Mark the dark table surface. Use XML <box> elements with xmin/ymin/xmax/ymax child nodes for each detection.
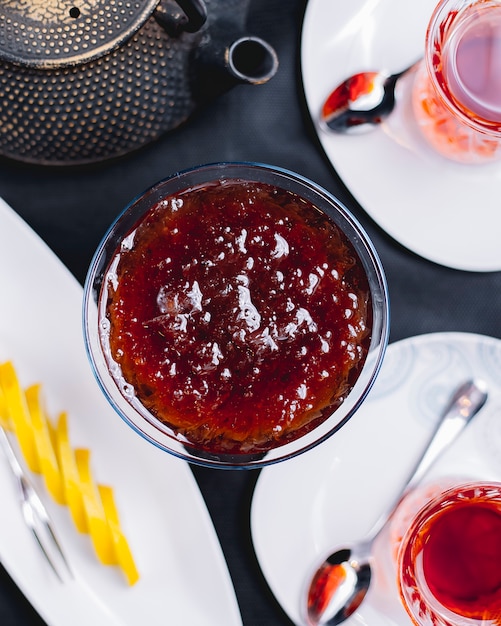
<box><xmin>1</xmin><ymin>1</ymin><xmax>501</xmax><ymax>624</ymax></box>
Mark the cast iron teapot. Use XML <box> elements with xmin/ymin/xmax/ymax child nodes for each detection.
<box><xmin>0</xmin><ymin>0</ymin><xmax>278</xmax><ymax>165</ymax></box>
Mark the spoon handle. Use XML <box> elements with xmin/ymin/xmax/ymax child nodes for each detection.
<box><xmin>369</xmin><ymin>379</ymin><xmax>488</xmax><ymax>540</ymax></box>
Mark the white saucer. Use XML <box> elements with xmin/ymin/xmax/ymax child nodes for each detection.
<box><xmin>251</xmin><ymin>332</ymin><xmax>501</xmax><ymax>625</ymax></box>
<box><xmin>301</xmin><ymin>0</ymin><xmax>501</xmax><ymax>272</ymax></box>
<box><xmin>0</xmin><ymin>198</ymin><xmax>242</xmax><ymax>626</ymax></box>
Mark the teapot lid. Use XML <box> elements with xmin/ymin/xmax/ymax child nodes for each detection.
<box><xmin>0</xmin><ymin>0</ymin><xmax>160</xmax><ymax>68</ymax></box>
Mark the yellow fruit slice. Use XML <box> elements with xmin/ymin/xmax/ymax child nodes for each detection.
<box><xmin>0</xmin><ymin>361</ymin><xmax>39</xmax><ymax>472</ymax></box>
<box><xmin>0</xmin><ymin>362</ymin><xmax>138</xmax><ymax>583</ymax></box>
<box><xmin>25</xmin><ymin>384</ymin><xmax>65</xmax><ymax>505</ymax></box>
<box><xmin>0</xmin><ymin>383</ymin><xmax>8</xmax><ymax>428</ymax></box>
<box><xmin>99</xmin><ymin>485</ymin><xmax>140</xmax><ymax>586</ymax></box>
<box><xmin>55</xmin><ymin>412</ymin><xmax>87</xmax><ymax>533</ymax></box>
<box><xmin>46</xmin><ymin>414</ymin><xmax>59</xmax><ymax>465</ymax></box>
<box><xmin>75</xmin><ymin>448</ymin><xmax>117</xmax><ymax>566</ymax></box>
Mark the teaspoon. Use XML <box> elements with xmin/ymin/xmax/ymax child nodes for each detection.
<box><xmin>305</xmin><ymin>378</ymin><xmax>488</xmax><ymax>626</ymax></box>
<box><xmin>320</xmin><ymin>61</ymin><xmax>419</xmax><ymax>133</ymax></box>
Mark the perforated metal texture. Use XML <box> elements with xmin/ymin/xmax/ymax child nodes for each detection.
<box><xmin>0</xmin><ymin>16</ymin><xmax>196</xmax><ymax>164</ymax></box>
<box><xmin>0</xmin><ymin>0</ymin><xmax>258</xmax><ymax>164</ymax></box>
<box><xmin>0</xmin><ymin>0</ymin><xmax>159</xmax><ymax>67</ymax></box>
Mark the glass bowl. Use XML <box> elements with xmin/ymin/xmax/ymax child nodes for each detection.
<box><xmin>83</xmin><ymin>162</ymin><xmax>389</xmax><ymax>468</ymax></box>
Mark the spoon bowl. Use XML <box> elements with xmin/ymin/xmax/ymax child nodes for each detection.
<box><xmin>305</xmin><ymin>379</ymin><xmax>488</xmax><ymax>626</ymax></box>
<box><xmin>320</xmin><ymin>62</ymin><xmax>419</xmax><ymax>133</ymax></box>
<box><xmin>307</xmin><ymin>542</ymin><xmax>372</xmax><ymax>624</ymax></box>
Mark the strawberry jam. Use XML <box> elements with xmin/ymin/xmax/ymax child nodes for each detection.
<box><xmin>101</xmin><ymin>179</ymin><xmax>372</xmax><ymax>455</ymax></box>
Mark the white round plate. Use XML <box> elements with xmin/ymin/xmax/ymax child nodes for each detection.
<box><xmin>301</xmin><ymin>0</ymin><xmax>501</xmax><ymax>272</ymax></box>
<box><xmin>251</xmin><ymin>332</ymin><xmax>501</xmax><ymax>625</ymax></box>
<box><xmin>0</xmin><ymin>198</ymin><xmax>242</xmax><ymax>626</ymax></box>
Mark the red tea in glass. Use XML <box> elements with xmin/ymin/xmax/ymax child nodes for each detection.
<box><xmin>398</xmin><ymin>481</ymin><xmax>501</xmax><ymax>625</ymax></box>
<box><xmin>413</xmin><ymin>0</ymin><xmax>501</xmax><ymax>163</ymax></box>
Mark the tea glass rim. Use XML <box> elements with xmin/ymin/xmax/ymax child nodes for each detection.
<box><xmin>397</xmin><ymin>480</ymin><xmax>501</xmax><ymax>626</ymax></box>
<box><xmin>82</xmin><ymin>161</ymin><xmax>390</xmax><ymax>469</ymax></box>
<box><xmin>425</xmin><ymin>0</ymin><xmax>501</xmax><ymax>136</ymax></box>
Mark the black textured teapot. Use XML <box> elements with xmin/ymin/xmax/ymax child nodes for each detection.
<box><xmin>0</xmin><ymin>0</ymin><xmax>278</xmax><ymax>165</ymax></box>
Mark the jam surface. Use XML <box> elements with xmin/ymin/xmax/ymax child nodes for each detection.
<box><xmin>102</xmin><ymin>180</ymin><xmax>372</xmax><ymax>454</ymax></box>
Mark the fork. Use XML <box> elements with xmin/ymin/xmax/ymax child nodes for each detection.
<box><xmin>0</xmin><ymin>425</ymin><xmax>72</xmax><ymax>581</ymax></box>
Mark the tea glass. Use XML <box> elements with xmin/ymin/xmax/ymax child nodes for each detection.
<box><xmin>413</xmin><ymin>0</ymin><xmax>501</xmax><ymax>163</ymax></box>
<box><xmin>83</xmin><ymin>162</ymin><xmax>389</xmax><ymax>469</ymax></box>
<box><xmin>397</xmin><ymin>481</ymin><xmax>501</xmax><ymax>626</ymax></box>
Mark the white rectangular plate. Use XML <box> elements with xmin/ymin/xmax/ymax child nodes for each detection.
<box><xmin>0</xmin><ymin>198</ymin><xmax>242</xmax><ymax>626</ymax></box>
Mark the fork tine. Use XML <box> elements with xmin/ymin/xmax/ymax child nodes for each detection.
<box><xmin>26</xmin><ymin>487</ymin><xmax>73</xmax><ymax>580</ymax></box>
<box><xmin>24</xmin><ymin>479</ymin><xmax>73</xmax><ymax>577</ymax></box>
<box><xmin>0</xmin><ymin>426</ymin><xmax>72</xmax><ymax>581</ymax></box>
<box><xmin>24</xmin><ymin>504</ymin><xmax>64</xmax><ymax>583</ymax></box>
<box><xmin>44</xmin><ymin>520</ymin><xmax>73</xmax><ymax>577</ymax></box>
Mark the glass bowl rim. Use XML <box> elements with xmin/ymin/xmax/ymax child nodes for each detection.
<box><xmin>82</xmin><ymin>161</ymin><xmax>390</xmax><ymax>469</ymax></box>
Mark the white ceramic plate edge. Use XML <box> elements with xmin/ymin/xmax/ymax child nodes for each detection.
<box><xmin>250</xmin><ymin>330</ymin><xmax>501</xmax><ymax>625</ymax></box>
<box><xmin>300</xmin><ymin>0</ymin><xmax>501</xmax><ymax>272</ymax></box>
<box><xmin>0</xmin><ymin>197</ymin><xmax>243</xmax><ymax>626</ymax></box>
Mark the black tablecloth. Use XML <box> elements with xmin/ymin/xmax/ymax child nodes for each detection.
<box><xmin>1</xmin><ymin>1</ymin><xmax>501</xmax><ymax>624</ymax></box>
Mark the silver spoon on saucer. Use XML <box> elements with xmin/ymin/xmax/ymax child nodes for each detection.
<box><xmin>305</xmin><ymin>378</ymin><xmax>488</xmax><ymax>626</ymax></box>
<box><xmin>320</xmin><ymin>61</ymin><xmax>420</xmax><ymax>133</ymax></box>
